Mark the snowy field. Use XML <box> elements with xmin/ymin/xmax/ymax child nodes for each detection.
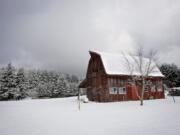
<box><xmin>0</xmin><ymin>96</ymin><xmax>180</xmax><ymax>135</ymax></box>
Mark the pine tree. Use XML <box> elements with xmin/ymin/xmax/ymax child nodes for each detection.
<box><xmin>0</xmin><ymin>63</ymin><xmax>17</xmax><ymax>100</ymax></box>
<box><xmin>49</xmin><ymin>72</ymin><xmax>61</xmax><ymax>97</ymax></box>
<box><xmin>71</xmin><ymin>75</ymin><xmax>79</xmax><ymax>83</ymax></box>
<box><xmin>16</xmin><ymin>68</ymin><xmax>27</xmax><ymax>99</ymax></box>
<box><xmin>0</xmin><ymin>67</ymin><xmax>6</xmax><ymax>95</ymax></box>
<box><xmin>36</xmin><ymin>70</ymin><xmax>53</xmax><ymax>98</ymax></box>
<box><xmin>160</xmin><ymin>64</ymin><xmax>180</xmax><ymax>87</ymax></box>
<box><xmin>25</xmin><ymin>70</ymin><xmax>39</xmax><ymax>98</ymax></box>
<box><xmin>57</xmin><ymin>76</ymin><xmax>68</xmax><ymax>97</ymax></box>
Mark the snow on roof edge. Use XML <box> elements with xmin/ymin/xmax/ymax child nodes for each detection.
<box><xmin>89</xmin><ymin>50</ymin><xmax>164</xmax><ymax>78</ymax></box>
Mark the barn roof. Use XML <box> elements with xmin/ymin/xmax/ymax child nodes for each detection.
<box><xmin>90</xmin><ymin>51</ymin><xmax>164</xmax><ymax>77</ymax></box>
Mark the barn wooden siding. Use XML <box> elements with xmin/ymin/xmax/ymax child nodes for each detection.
<box><xmin>81</xmin><ymin>52</ymin><xmax>164</xmax><ymax>102</ymax></box>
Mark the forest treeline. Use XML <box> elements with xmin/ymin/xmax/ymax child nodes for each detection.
<box><xmin>0</xmin><ymin>63</ymin><xmax>80</xmax><ymax>100</ymax></box>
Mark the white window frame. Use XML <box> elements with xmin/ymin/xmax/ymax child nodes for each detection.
<box><xmin>119</xmin><ymin>87</ymin><xmax>126</xmax><ymax>94</ymax></box>
<box><xmin>109</xmin><ymin>87</ymin><xmax>118</xmax><ymax>94</ymax></box>
<box><xmin>151</xmin><ymin>85</ymin><xmax>156</xmax><ymax>92</ymax></box>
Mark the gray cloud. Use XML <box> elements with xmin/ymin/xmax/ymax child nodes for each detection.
<box><xmin>0</xmin><ymin>0</ymin><xmax>180</xmax><ymax>76</ymax></box>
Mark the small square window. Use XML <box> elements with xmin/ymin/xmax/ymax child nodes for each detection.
<box><xmin>119</xmin><ymin>87</ymin><xmax>126</xmax><ymax>94</ymax></box>
<box><xmin>109</xmin><ymin>87</ymin><xmax>118</xmax><ymax>94</ymax></box>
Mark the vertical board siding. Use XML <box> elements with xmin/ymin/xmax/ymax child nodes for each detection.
<box><xmin>85</xmin><ymin>52</ymin><xmax>164</xmax><ymax>102</ymax></box>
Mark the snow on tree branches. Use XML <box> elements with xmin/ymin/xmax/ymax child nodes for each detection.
<box><xmin>0</xmin><ymin>63</ymin><xmax>80</xmax><ymax>100</ymax></box>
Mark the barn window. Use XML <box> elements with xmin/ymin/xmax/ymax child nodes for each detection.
<box><xmin>156</xmin><ymin>81</ymin><xmax>162</xmax><ymax>91</ymax></box>
<box><xmin>151</xmin><ymin>85</ymin><xmax>156</xmax><ymax>92</ymax></box>
<box><xmin>112</xmin><ymin>78</ymin><xmax>116</xmax><ymax>85</ymax></box>
<box><xmin>108</xmin><ymin>78</ymin><xmax>115</xmax><ymax>86</ymax></box>
<box><xmin>119</xmin><ymin>87</ymin><xmax>126</xmax><ymax>94</ymax></box>
<box><xmin>109</xmin><ymin>87</ymin><xmax>118</xmax><ymax>94</ymax></box>
<box><xmin>120</xmin><ymin>80</ymin><xmax>125</xmax><ymax>86</ymax></box>
<box><xmin>115</xmin><ymin>79</ymin><xmax>125</xmax><ymax>86</ymax></box>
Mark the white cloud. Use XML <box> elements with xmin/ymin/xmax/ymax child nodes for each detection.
<box><xmin>107</xmin><ymin>31</ymin><xmax>136</xmax><ymax>54</ymax></box>
<box><xmin>160</xmin><ymin>45</ymin><xmax>180</xmax><ymax>66</ymax></box>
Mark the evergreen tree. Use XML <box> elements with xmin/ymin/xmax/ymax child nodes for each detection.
<box><xmin>71</xmin><ymin>75</ymin><xmax>79</xmax><ymax>83</ymax></box>
<box><xmin>36</xmin><ymin>70</ymin><xmax>48</xmax><ymax>97</ymax></box>
<box><xmin>160</xmin><ymin>64</ymin><xmax>180</xmax><ymax>87</ymax></box>
<box><xmin>0</xmin><ymin>67</ymin><xmax>6</xmax><ymax>95</ymax></box>
<box><xmin>57</xmin><ymin>76</ymin><xmax>68</xmax><ymax>97</ymax></box>
<box><xmin>26</xmin><ymin>70</ymin><xmax>39</xmax><ymax>98</ymax></box>
<box><xmin>49</xmin><ymin>72</ymin><xmax>60</xmax><ymax>97</ymax></box>
<box><xmin>0</xmin><ymin>63</ymin><xmax>17</xmax><ymax>100</ymax></box>
<box><xmin>16</xmin><ymin>68</ymin><xmax>26</xmax><ymax>99</ymax></box>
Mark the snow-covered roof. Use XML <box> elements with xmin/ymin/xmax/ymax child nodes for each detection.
<box><xmin>90</xmin><ymin>51</ymin><xmax>164</xmax><ymax>77</ymax></box>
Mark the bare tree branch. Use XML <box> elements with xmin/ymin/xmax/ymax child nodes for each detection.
<box><xmin>123</xmin><ymin>46</ymin><xmax>159</xmax><ymax>106</ymax></box>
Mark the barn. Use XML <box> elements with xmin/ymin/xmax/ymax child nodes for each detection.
<box><xmin>79</xmin><ymin>51</ymin><xmax>165</xmax><ymax>102</ymax></box>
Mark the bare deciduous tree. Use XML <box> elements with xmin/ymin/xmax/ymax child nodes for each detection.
<box><xmin>123</xmin><ymin>46</ymin><xmax>158</xmax><ymax>106</ymax></box>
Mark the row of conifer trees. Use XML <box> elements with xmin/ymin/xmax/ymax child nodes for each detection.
<box><xmin>0</xmin><ymin>63</ymin><xmax>80</xmax><ymax>100</ymax></box>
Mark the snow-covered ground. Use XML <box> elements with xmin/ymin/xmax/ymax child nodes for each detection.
<box><xmin>0</xmin><ymin>96</ymin><xmax>180</xmax><ymax>135</ymax></box>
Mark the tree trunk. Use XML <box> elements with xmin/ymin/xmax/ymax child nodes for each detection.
<box><xmin>77</xmin><ymin>88</ymin><xmax>80</xmax><ymax>100</ymax></box>
<box><xmin>140</xmin><ymin>78</ymin><xmax>145</xmax><ymax>106</ymax></box>
<box><xmin>78</xmin><ymin>88</ymin><xmax>80</xmax><ymax>111</ymax></box>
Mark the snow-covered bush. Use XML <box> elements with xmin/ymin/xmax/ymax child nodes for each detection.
<box><xmin>83</xmin><ymin>97</ymin><xmax>89</xmax><ymax>103</ymax></box>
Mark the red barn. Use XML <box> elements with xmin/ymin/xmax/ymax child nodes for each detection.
<box><xmin>79</xmin><ymin>51</ymin><xmax>165</xmax><ymax>102</ymax></box>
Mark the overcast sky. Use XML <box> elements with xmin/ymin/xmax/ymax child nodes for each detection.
<box><xmin>0</xmin><ymin>0</ymin><xmax>180</xmax><ymax>77</ymax></box>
